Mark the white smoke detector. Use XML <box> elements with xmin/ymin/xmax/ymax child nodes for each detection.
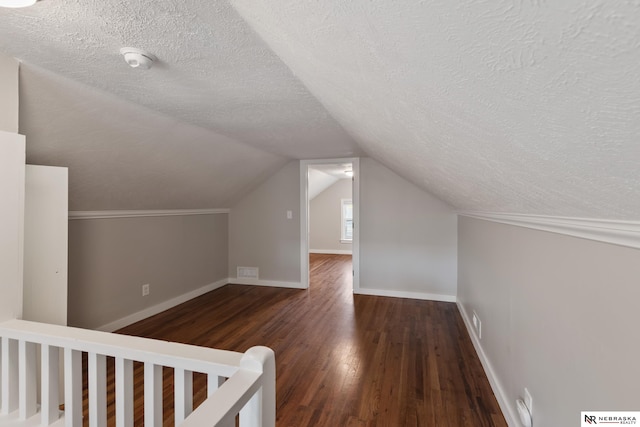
<box><xmin>120</xmin><ymin>47</ymin><xmax>156</xmax><ymax>70</ymax></box>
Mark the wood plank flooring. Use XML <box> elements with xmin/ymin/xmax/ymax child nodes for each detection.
<box><xmin>92</xmin><ymin>254</ymin><xmax>506</xmax><ymax>426</ymax></box>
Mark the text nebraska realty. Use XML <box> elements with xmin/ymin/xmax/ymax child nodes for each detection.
<box><xmin>585</xmin><ymin>415</ymin><xmax>637</xmax><ymax>424</ymax></box>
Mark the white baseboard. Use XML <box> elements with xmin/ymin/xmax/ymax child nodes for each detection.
<box><xmin>354</xmin><ymin>287</ymin><xmax>456</xmax><ymax>303</ymax></box>
<box><xmin>228</xmin><ymin>277</ymin><xmax>306</xmax><ymax>289</ymax></box>
<box><xmin>456</xmin><ymin>301</ymin><xmax>519</xmax><ymax>427</ymax></box>
<box><xmin>97</xmin><ymin>278</ymin><xmax>229</xmax><ymax>332</ymax></box>
<box><xmin>309</xmin><ymin>249</ymin><xmax>353</xmax><ymax>255</ymax></box>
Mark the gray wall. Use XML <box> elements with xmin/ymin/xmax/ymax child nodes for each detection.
<box><xmin>458</xmin><ymin>216</ymin><xmax>640</xmax><ymax>426</ymax></box>
<box><xmin>68</xmin><ymin>213</ymin><xmax>228</xmax><ymax>329</ymax></box>
<box><xmin>310</xmin><ymin>179</ymin><xmax>352</xmax><ymax>253</ymax></box>
<box><xmin>359</xmin><ymin>158</ymin><xmax>458</xmax><ymax>297</ymax></box>
<box><xmin>228</xmin><ymin>161</ymin><xmax>301</xmax><ymax>283</ymax></box>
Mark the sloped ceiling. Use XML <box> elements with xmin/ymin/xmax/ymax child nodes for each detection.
<box><xmin>2</xmin><ymin>0</ymin><xmax>640</xmax><ymax>218</ymax></box>
<box><xmin>231</xmin><ymin>0</ymin><xmax>640</xmax><ymax>220</ymax></box>
<box><xmin>0</xmin><ymin>0</ymin><xmax>361</xmax><ymax>210</ymax></box>
<box><xmin>19</xmin><ymin>65</ymin><xmax>286</xmax><ymax>210</ymax></box>
<box><xmin>308</xmin><ymin>164</ymin><xmax>352</xmax><ymax>200</ymax></box>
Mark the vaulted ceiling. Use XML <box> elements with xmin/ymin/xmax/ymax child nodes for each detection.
<box><xmin>1</xmin><ymin>0</ymin><xmax>639</xmax><ymax>218</ymax></box>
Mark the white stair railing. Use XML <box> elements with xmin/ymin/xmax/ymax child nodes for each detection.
<box><xmin>0</xmin><ymin>319</ymin><xmax>275</xmax><ymax>427</ymax></box>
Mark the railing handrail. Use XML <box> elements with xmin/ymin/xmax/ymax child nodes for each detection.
<box><xmin>182</xmin><ymin>369</ymin><xmax>262</xmax><ymax>426</ymax></box>
<box><xmin>0</xmin><ymin>319</ymin><xmax>276</xmax><ymax>427</ymax></box>
<box><xmin>0</xmin><ymin>319</ymin><xmax>242</xmax><ymax>377</ymax></box>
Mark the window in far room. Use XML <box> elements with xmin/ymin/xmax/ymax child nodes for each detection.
<box><xmin>341</xmin><ymin>198</ymin><xmax>353</xmax><ymax>242</ymax></box>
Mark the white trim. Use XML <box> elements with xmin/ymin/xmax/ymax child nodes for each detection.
<box><xmin>352</xmin><ymin>159</ymin><xmax>360</xmax><ymax>293</ymax></box>
<box><xmin>96</xmin><ymin>278</ymin><xmax>229</xmax><ymax>332</ymax></box>
<box><xmin>457</xmin><ymin>301</ymin><xmax>519</xmax><ymax>427</ymax></box>
<box><xmin>309</xmin><ymin>249</ymin><xmax>353</xmax><ymax>255</ymax></box>
<box><xmin>300</xmin><ymin>162</ymin><xmax>309</xmax><ymax>289</ymax></box>
<box><xmin>228</xmin><ymin>278</ymin><xmax>305</xmax><ymax>289</ymax></box>
<box><xmin>69</xmin><ymin>209</ymin><xmax>230</xmax><ymax>220</ymax></box>
<box><xmin>354</xmin><ymin>287</ymin><xmax>456</xmax><ymax>303</ymax></box>
<box><xmin>460</xmin><ymin>211</ymin><xmax>640</xmax><ymax>250</ymax></box>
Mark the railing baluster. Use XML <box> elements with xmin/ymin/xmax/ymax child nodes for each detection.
<box><xmin>174</xmin><ymin>368</ymin><xmax>193</xmax><ymax>425</ymax></box>
<box><xmin>88</xmin><ymin>352</ymin><xmax>106</xmax><ymax>427</ymax></box>
<box><xmin>1</xmin><ymin>320</ymin><xmax>273</xmax><ymax>427</ymax></box>
<box><xmin>115</xmin><ymin>357</ymin><xmax>133</xmax><ymax>427</ymax></box>
<box><xmin>41</xmin><ymin>344</ymin><xmax>61</xmax><ymax>425</ymax></box>
<box><xmin>144</xmin><ymin>362</ymin><xmax>162</xmax><ymax>427</ymax></box>
<box><xmin>18</xmin><ymin>340</ymin><xmax>37</xmax><ymax>420</ymax></box>
<box><xmin>1</xmin><ymin>337</ymin><xmax>18</xmax><ymax>415</ymax></box>
<box><xmin>239</xmin><ymin>391</ymin><xmax>261</xmax><ymax>427</ymax></box>
<box><xmin>206</xmin><ymin>373</ymin><xmax>233</xmax><ymax>426</ymax></box>
<box><xmin>64</xmin><ymin>348</ymin><xmax>82</xmax><ymax>427</ymax></box>
<box><xmin>203</xmin><ymin>374</ymin><xmax>237</xmax><ymax>427</ymax></box>
<box><xmin>207</xmin><ymin>374</ymin><xmax>225</xmax><ymax>397</ymax></box>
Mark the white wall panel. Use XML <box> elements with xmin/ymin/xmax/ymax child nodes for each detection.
<box><xmin>0</xmin><ymin>130</ymin><xmax>25</xmax><ymax>321</ymax></box>
<box><xmin>23</xmin><ymin>165</ymin><xmax>69</xmax><ymax>325</ymax></box>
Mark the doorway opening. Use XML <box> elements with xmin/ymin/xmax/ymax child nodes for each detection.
<box><xmin>300</xmin><ymin>158</ymin><xmax>359</xmax><ymax>291</ymax></box>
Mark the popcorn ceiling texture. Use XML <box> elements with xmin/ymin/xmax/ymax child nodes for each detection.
<box><xmin>0</xmin><ymin>0</ymin><xmax>362</xmax><ymax>209</ymax></box>
<box><xmin>2</xmin><ymin>0</ymin><xmax>640</xmax><ymax>217</ymax></box>
<box><xmin>231</xmin><ymin>0</ymin><xmax>640</xmax><ymax>219</ymax></box>
<box><xmin>2</xmin><ymin>0</ymin><xmax>360</xmax><ymax>159</ymax></box>
<box><xmin>0</xmin><ymin>0</ymin><xmax>360</xmax><ymax>209</ymax></box>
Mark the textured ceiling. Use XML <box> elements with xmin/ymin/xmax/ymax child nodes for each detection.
<box><xmin>231</xmin><ymin>0</ymin><xmax>640</xmax><ymax>220</ymax></box>
<box><xmin>0</xmin><ymin>0</ymin><xmax>361</xmax><ymax>160</ymax></box>
<box><xmin>3</xmin><ymin>0</ymin><xmax>640</xmax><ymax>218</ymax></box>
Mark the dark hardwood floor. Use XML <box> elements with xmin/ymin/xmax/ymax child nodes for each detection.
<box><xmin>98</xmin><ymin>253</ymin><xmax>506</xmax><ymax>426</ymax></box>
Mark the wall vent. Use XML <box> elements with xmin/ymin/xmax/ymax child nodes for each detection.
<box><xmin>237</xmin><ymin>267</ymin><xmax>259</xmax><ymax>280</ymax></box>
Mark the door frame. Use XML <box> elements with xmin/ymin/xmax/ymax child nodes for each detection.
<box><xmin>300</xmin><ymin>158</ymin><xmax>360</xmax><ymax>291</ymax></box>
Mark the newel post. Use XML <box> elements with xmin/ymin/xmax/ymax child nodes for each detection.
<box><xmin>239</xmin><ymin>346</ymin><xmax>275</xmax><ymax>427</ymax></box>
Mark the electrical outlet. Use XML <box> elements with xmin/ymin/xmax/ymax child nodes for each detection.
<box><xmin>142</xmin><ymin>284</ymin><xmax>150</xmax><ymax>296</ymax></box>
<box><xmin>524</xmin><ymin>388</ymin><xmax>533</xmax><ymax>415</ymax></box>
<box><xmin>472</xmin><ymin>311</ymin><xmax>482</xmax><ymax>339</ymax></box>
